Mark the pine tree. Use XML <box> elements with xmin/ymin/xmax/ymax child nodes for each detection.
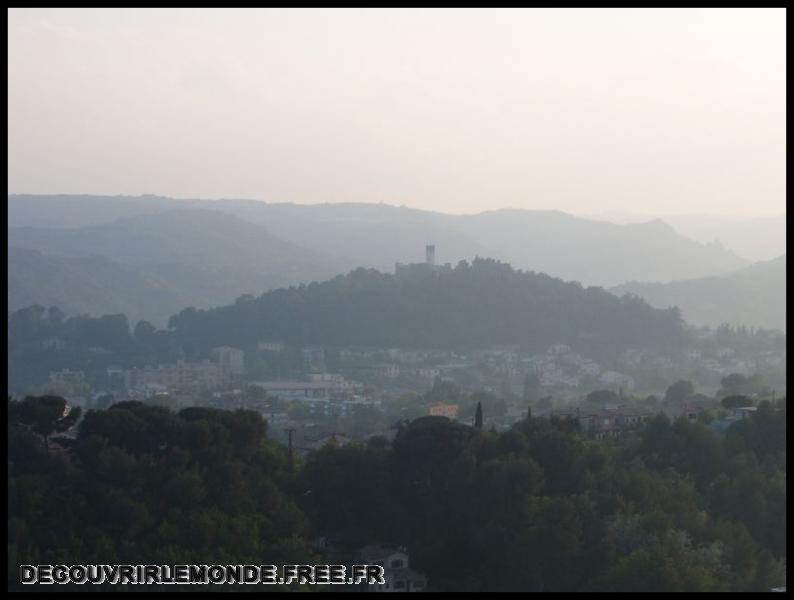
<box><xmin>474</xmin><ymin>401</ymin><xmax>483</xmax><ymax>429</ymax></box>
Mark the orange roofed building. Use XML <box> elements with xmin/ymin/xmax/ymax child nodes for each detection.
<box><xmin>428</xmin><ymin>403</ymin><xmax>459</xmax><ymax>419</ymax></box>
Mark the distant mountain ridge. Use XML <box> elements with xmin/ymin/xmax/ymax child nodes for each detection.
<box><xmin>8</xmin><ymin>194</ymin><xmax>754</xmax><ymax>324</ymax></box>
<box><xmin>612</xmin><ymin>255</ymin><xmax>786</xmax><ymax>332</ymax></box>
<box><xmin>588</xmin><ymin>210</ymin><xmax>786</xmax><ymax>262</ymax></box>
<box><xmin>444</xmin><ymin>209</ymin><xmax>748</xmax><ymax>286</ymax></box>
<box><xmin>9</xmin><ymin>208</ymin><xmax>342</xmax><ymax>271</ymax></box>
<box><xmin>8</xmin><ymin>209</ymin><xmax>348</xmax><ymax>326</ymax></box>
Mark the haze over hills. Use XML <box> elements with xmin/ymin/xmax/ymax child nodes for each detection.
<box><xmin>218</xmin><ymin>200</ymin><xmax>751</xmax><ymax>285</ymax></box>
<box><xmin>8</xmin><ymin>247</ymin><xmax>191</xmax><ymax>327</ymax></box>
<box><xmin>7</xmin><ymin>194</ymin><xmax>185</xmax><ymax>228</ymax></box>
<box><xmin>8</xmin><ymin>195</ymin><xmax>753</xmax><ymax>326</ymax></box>
<box><xmin>9</xmin><ymin>208</ymin><xmax>343</xmax><ymax>272</ymax></box>
<box><xmin>7</xmin><ymin>8</ymin><xmax>786</xmax><ymax>594</ymax></box>
<box><xmin>8</xmin><ymin>208</ymin><xmax>348</xmax><ymax>326</ymax></box>
<box><xmin>662</xmin><ymin>215</ymin><xmax>786</xmax><ymax>263</ymax></box>
<box><xmin>164</xmin><ymin>257</ymin><xmax>687</xmax><ymax>363</ymax></box>
<box><xmin>444</xmin><ymin>209</ymin><xmax>748</xmax><ymax>286</ymax></box>
<box><xmin>589</xmin><ymin>209</ymin><xmax>786</xmax><ymax>262</ymax></box>
<box><xmin>612</xmin><ymin>255</ymin><xmax>786</xmax><ymax>333</ymax></box>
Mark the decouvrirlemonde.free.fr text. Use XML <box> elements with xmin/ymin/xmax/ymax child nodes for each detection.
<box><xmin>21</xmin><ymin>564</ymin><xmax>386</xmax><ymax>585</ymax></box>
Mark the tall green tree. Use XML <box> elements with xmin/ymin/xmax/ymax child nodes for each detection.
<box><xmin>664</xmin><ymin>380</ymin><xmax>695</xmax><ymax>405</ymax></box>
<box><xmin>523</xmin><ymin>372</ymin><xmax>540</xmax><ymax>404</ymax></box>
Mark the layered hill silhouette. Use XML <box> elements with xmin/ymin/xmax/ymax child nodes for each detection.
<box><xmin>9</xmin><ymin>209</ymin><xmax>346</xmax><ymax>326</ymax></box>
<box><xmin>612</xmin><ymin>255</ymin><xmax>786</xmax><ymax>332</ymax></box>
<box><xmin>8</xmin><ymin>194</ymin><xmax>753</xmax><ymax>324</ymax></box>
<box><xmin>166</xmin><ymin>258</ymin><xmax>687</xmax><ymax>362</ymax></box>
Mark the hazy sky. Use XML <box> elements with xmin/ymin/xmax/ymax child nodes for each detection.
<box><xmin>8</xmin><ymin>8</ymin><xmax>786</xmax><ymax>217</ymax></box>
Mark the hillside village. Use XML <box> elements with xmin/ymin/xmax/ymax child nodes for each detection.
<box><xmin>30</xmin><ymin>248</ymin><xmax>784</xmax><ymax>454</ymax></box>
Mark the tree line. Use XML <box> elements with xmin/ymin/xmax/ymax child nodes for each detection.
<box><xmin>8</xmin><ymin>393</ymin><xmax>786</xmax><ymax>592</ymax></box>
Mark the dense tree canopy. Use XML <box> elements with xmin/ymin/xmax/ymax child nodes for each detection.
<box><xmin>165</xmin><ymin>259</ymin><xmax>687</xmax><ymax>359</ymax></box>
<box><xmin>297</xmin><ymin>406</ymin><xmax>786</xmax><ymax>591</ymax></box>
<box><xmin>8</xmin><ymin>400</ymin><xmax>315</xmax><ymax>591</ymax></box>
<box><xmin>7</xmin><ymin>395</ymin><xmax>786</xmax><ymax>592</ymax></box>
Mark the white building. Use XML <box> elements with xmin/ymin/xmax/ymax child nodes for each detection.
<box><xmin>580</xmin><ymin>360</ymin><xmax>601</xmax><ymax>376</ymax></box>
<box><xmin>303</xmin><ymin>347</ymin><xmax>327</xmax><ymax>373</ymax></box>
<box><xmin>212</xmin><ymin>346</ymin><xmax>246</xmax><ymax>375</ymax></box>
<box><xmin>548</xmin><ymin>344</ymin><xmax>571</xmax><ymax>355</ymax></box>
<box><xmin>359</xmin><ymin>546</ymin><xmax>428</xmax><ymax>593</ymax></box>
<box><xmin>375</xmin><ymin>364</ymin><xmax>400</xmax><ymax>378</ymax></box>
<box><xmin>124</xmin><ymin>360</ymin><xmax>232</xmax><ymax>394</ymax></box>
<box><xmin>733</xmin><ymin>406</ymin><xmax>758</xmax><ymax>420</ymax></box>
<box><xmin>416</xmin><ymin>367</ymin><xmax>441</xmax><ymax>379</ymax></box>
<box><xmin>249</xmin><ymin>376</ymin><xmax>363</xmax><ymax>402</ymax></box>
<box><xmin>258</xmin><ymin>341</ymin><xmax>285</xmax><ymax>353</ymax></box>
<box><xmin>47</xmin><ymin>369</ymin><xmax>87</xmax><ymax>395</ymax></box>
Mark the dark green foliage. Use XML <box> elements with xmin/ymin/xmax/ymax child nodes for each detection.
<box><xmin>166</xmin><ymin>258</ymin><xmax>687</xmax><ymax>357</ymax></box>
<box><xmin>610</xmin><ymin>255</ymin><xmax>786</xmax><ymax>332</ymax></box>
<box><xmin>664</xmin><ymin>380</ymin><xmax>695</xmax><ymax>405</ymax></box>
<box><xmin>719</xmin><ymin>373</ymin><xmax>770</xmax><ymax>399</ymax></box>
<box><xmin>305</xmin><ymin>404</ymin><xmax>785</xmax><ymax>591</ymax></box>
<box><xmin>9</xmin><ymin>395</ymin><xmax>81</xmax><ymax>452</ymax></box>
<box><xmin>722</xmin><ymin>395</ymin><xmax>754</xmax><ymax>409</ymax></box>
<box><xmin>585</xmin><ymin>389</ymin><xmax>619</xmax><ymax>406</ymax></box>
<box><xmin>7</xmin><ymin>394</ymin><xmax>786</xmax><ymax>592</ymax></box>
<box><xmin>298</xmin><ymin>405</ymin><xmax>786</xmax><ymax>592</ymax></box>
<box><xmin>8</xmin><ymin>402</ymin><xmax>314</xmax><ymax>591</ymax></box>
<box><xmin>725</xmin><ymin>401</ymin><xmax>786</xmax><ymax>466</ymax></box>
<box><xmin>523</xmin><ymin>371</ymin><xmax>540</xmax><ymax>403</ymax></box>
<box><xmin>536</xmin><ymin>396</ymin><xmax>554</xmax><ymax>412</ymax></box>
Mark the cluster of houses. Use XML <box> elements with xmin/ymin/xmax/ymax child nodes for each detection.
<box><xmin>114</xmin><ymin>359</ymin><xmax>232</xmax><ymax>395</ymax></box>
<box><xmin>36</xmin><ymin>293</ymin><xmax>782</xmax><ymax>454</ymax></box>
<box><xmin>47</xmin><ymin>368</ymin><xmax>89</xmax><ymax>396</ymax></box>
<box><xmin>468</xmin><ymin>344</ymin><xmax>634</xmax><ymax>392</ymax></box>
<box><xmin>621</xmin><ymin>346</ymin><xmax>780</xmax><ymax>379</ymax></box>
<box><xmin>551</xmin><ymin>406</ymin><xmax>654</xmax><ymax>439</ymax></box>
<box><xmin>544</xmin><ymin>396</ymin><xmax>774</xmax><ymax>441</ymax></box>
<box><xmin>43</xmin><ymin>328</ymin><xmax>782</xmax><ymax>412</ymax></box>
<box><xmin>336</xmin><ymin>342</ymin><xmax>637</xmax><ymax>394</ymax></box>
<box><xmin>248</xmin><ymin>373</ymin><xmax>381</xmax><ymax>417</ymax></box>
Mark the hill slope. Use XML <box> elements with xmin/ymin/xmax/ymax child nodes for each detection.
<box><xmin>588</xmin><ymin>210</ymin><xmax>786</xmax><ymax>262</ymax></box>
<box><xmin>8</xmin><ymin>247</ymin><xmax>187</xmax><ymax>326</ymax></box>
<box><xmin>611</xmin><ymin>256</ymin><xmax>786</xmax><ymax>332</ymax></box>
<box><xmin>446</xmin><ymin>209</ymin><xmax>749</xmax><ymax>286</ymax></box>
<box><xmin>9</xmin><ymin>195</ymin><xmax>750</xmax><ymax>288</ymax></box>
<box><xmin>166</xmin><ymin>258</ymin><xmax>688</xmax><ymax>362</ymax></box>
<box><xmin>8</xmin><ymin>210</ymin><xmax>347</xmax><ymax>326</ymax></box>
<box><xmin>657</xmin><ymin>214</ymin><xmax>785</xmax><ymax>262</ymax></box>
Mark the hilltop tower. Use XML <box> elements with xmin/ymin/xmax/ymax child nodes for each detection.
<box><xmin>425</xmin><ymin>244</ymin><xmax>435</xmax><ymax>266</ymax></box>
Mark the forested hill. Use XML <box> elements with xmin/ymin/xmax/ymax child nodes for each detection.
<box><xmin>167</xmin><ymin>258</ymin><xmax>687</xmax><ymax>360</ymax></box>
<box><xmin>611</xmin><ymin>255</ymin><xmax>786</xmax><ymax>332</ymax></box>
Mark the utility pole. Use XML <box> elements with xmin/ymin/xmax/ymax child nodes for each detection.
<box><xmin>284</xmin><ymin>428</ymin><xmax>295</xmax><ymax>472</ymax></box>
